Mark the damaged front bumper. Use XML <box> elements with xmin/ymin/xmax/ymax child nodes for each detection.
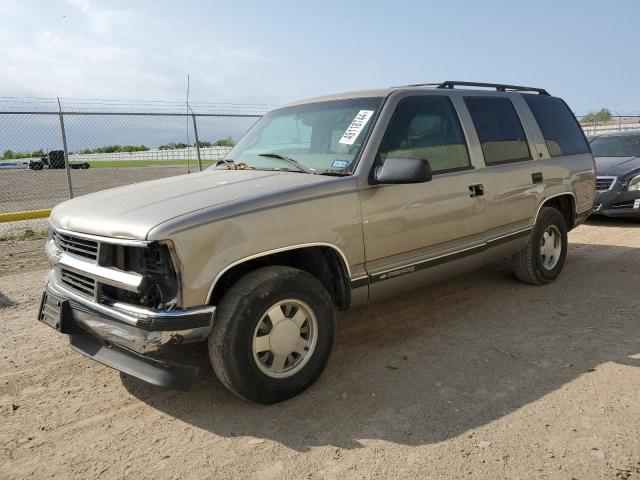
<box><xmin>38</xmin><ymin>272</ymin><xmax>215</xmax><ymax>390</ymax></box>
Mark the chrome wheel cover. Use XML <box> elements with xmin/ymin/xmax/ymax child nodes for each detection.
<box><xmin>252</xmin><ymin>299</ymin><xmax>318</xmax><ymax>379</ymax></box>
<box><xmin>540</xmin><ymin>225</ymin><xmax>562</xmax><ymax>270</ymax></box>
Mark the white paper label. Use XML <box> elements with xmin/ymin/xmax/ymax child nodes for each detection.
<box><xmin>339</xmin><ymin>110</ymin><xmax>374</xmax><ymax>145</ymax></box>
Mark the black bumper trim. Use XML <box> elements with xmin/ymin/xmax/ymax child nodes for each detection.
<box><xmin>68</xmin><ymin>334</ymin><xmax>198</xmax><ymax>391</ymax></box>
<box><xmin>135</xmin><ymin>312</ymin><xmax>213</xmax><ymax>331</ymax></box>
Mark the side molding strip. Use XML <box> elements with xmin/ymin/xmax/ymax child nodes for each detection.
<box><xmin>365</xmin><ymin>228</ymin><xmax>531</xmax><ymax>286</ymax></box>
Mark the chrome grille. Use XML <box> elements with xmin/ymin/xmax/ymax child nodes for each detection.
<box><xmin>60</xmin><ymin>269</ymin><xmax>96</xmax><ymax>297</ymax></box>
<box><xmin>595</xmin><ymin>176</ymin><xmax>615</xmax><ymax>191</ymax></box>
<box><xmin>54</xmin><ymin>231</ymin><xmax>98</xmax><ymax>261</ymax></box>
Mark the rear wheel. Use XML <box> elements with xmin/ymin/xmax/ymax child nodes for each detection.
<box><xmin>209</xmin><ymin>266</ymin><xmax>336</xmax><ymax>403</ymax></box>
<box><xmin>511</xmin><ymin>207</ymin><xmax>568</xmax><ymax>285</ymax></box>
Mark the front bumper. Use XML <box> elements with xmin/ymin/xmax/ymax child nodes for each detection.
<box><xmin>594</xmin><ymin>183</ymin><xmax>640</xmax><ymax>217</ymax></box>
<box><xmin>39</xmin><ymin>272</ymin><xmax>215</xmax><ymax>390</ymax></box>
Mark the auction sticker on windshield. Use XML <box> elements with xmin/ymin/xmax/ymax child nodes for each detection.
<box><xmin>339</xmin><ymin>110</ymin><xmax>374</xmax><ymax>145</ymax></box>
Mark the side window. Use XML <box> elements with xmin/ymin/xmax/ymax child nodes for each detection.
<box><xmin>465</xmin><ymin>97</ymin><xmax>532</xmax><ymax>165</ymax></box>
<box><xmin>522</xmin><ymin>95</ymin><xmax>590</xmax><ymax>157</ymax></box>
<box><xmin>378</xmin><ymin>96</ymin><xmax>471</xmax><ymax>174</ymax></box>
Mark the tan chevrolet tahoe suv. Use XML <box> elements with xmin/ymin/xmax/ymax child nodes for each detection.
<box><xmin>39</xmin><ymin>81</ymin><xmax>596</xmax><ymax>403</ymax></box>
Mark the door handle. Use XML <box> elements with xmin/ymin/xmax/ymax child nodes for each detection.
<box><xmin>532</xmin><ymin>172</ymin><xmax>543</xmax><ymax>184</ymax></box>
<box><xmin>469</xmin><ymin>184</ymin><xmax>484</xmax><ymax>197</ymax></box>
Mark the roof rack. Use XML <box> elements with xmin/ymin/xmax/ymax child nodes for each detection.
<box><xmin>403</xmin><ymin>81</ymin><xmax>550</xmax><ymax>96</ymax></box>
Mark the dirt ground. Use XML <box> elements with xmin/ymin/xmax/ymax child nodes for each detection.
<box><xmin>1</xmin><ymin>217</ymin><xmax>639</xmax><ymax>479</ymax></box>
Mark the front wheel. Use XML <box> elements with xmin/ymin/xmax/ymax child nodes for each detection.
<box><xmin>209</xmin><ymin>266</ymin><xmax>336</xmax><ymax>403</ymax></box>
<box><xmin>511</xmin><ymin>207</ymin><xmax>568</xmax><ymax>285</ymax></box>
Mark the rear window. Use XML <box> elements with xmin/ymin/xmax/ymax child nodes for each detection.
<box><xmin>523</xmin><ymin>95</ymin><xmax>590</xmax><ymax>157</ymax></box>
<box><xmin>465</xmin><ymin>97</ymin><xmax>531</xmax><ymax>165</ymax></box>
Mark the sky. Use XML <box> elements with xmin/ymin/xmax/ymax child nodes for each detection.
<box><xmin>1</xmin><ymin>0</ymin><xmax>640</xmax><ymax>114</ymax></box>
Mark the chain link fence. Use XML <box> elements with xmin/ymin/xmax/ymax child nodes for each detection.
<box><xmin>0</xmin><ymin>98</ymin><xmax>269</xmax><ymax>237</ymax></box>
<box><xmin>576</xmin><ymin>115</ymin><xmax>640</xmax><ymax>137</ymax></box>
<box><xmin>3</xmin><ymin>98</ymin><xmax>640</xmax><ymax>238</ymax></box>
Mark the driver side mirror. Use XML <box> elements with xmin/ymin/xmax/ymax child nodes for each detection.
<box><xmin>373</xmin><ymin>157</ymin><xmax>432</xmax><ymax>184</ymax></box>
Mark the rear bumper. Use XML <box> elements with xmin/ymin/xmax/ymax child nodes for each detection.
<box><xmin>38</xmin><ymin>273</ymin><xmax>215</xmax><ymax>390</ymax></box>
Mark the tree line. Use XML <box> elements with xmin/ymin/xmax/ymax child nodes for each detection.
<box><xmin>159</xmin><ymin>137</ymin><xmax>235</xmax><ymax>150</ymax></box>
<box><xmin>1</xmin><ymin>137</ymin><xmax>235</xmax><ymax>160</ymax></box>
<box><xmin>579</xmin><ymin>108</ymin><xmax>612</xmax><ymax>124</ymax></box>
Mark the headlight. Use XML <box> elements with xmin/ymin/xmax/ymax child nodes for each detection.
<box><xmin>627</xmin><ymin>174</ymin><xmax>640</xmax><ymax>192</ymax></box>
<box><xmin>47</xmin><ymin>223</ymin><xmax>54</xmax><ymax>241</ymax></box>
<box><xmin>100</xmin><ymin>242</ymin><xmax>180</xmax><ymax>310</ymax></box>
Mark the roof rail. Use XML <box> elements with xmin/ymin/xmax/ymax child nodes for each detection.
<box><xmin>403</xmin><ymin>81</ymin><xmax>550</xmax><ymax>96</ymax></box>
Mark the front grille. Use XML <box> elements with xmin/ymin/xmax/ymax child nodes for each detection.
<box><xmin>596</xmin><ymin>177</ymin><xmax>615</xmax><ymax>191</ymax></box>
<box><xmin>54</xmin><ymin>231</ymin><xmax>98</xmax><ymax>261</ymax></box>
<box><xmin>60</xmin><ymin>268</ymin><xmax>96</xmax><ymax>297</ymax></box>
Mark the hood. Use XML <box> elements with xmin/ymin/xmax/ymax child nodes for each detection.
<box><xmin>595</xmin><ymin>156</ymin><xmax>640</xmax><ymax>176</ymax></box>
<box><xmin>50</xmin><ymin>169</ymin><xmax>341</xmax><ymax>239</ymax></box>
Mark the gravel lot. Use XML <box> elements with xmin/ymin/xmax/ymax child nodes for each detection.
<box><xmin>1</xmin><ymin>218</ymin><xmax>639</xmax><ymax>479</ymax></box>
<box><xmin>0</xmin><ymin>166</ymin><xmax>190</xmax><ymax>213</ymax></box>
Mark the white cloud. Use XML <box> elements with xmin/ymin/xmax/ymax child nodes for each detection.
<box><xmin>0</xmin><ymin>27</ymin><xmax>278</xmax><ymax>104</ymax></box>
<box><xmin>0</xmin><ymin>1</ymin><xmax>284</xmax><ymax>104</ymax></box>
<box><xmin>64</xmin><ymin>0</ymin><xmax>132</xmax><ymax>34</ymax></box>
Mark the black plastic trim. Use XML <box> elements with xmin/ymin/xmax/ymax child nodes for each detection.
<box><xmin>68</xmin><ymin>334</ymin><xmax>198</xmax><ymax>391</ymax></box>
<box><xmin>135</xmin><ymin>312</ymin><xmax>213</xmax><ymax>331</ymax></box>
<box><xmin>350</xmin><ymin>277</ymin><xmax>369</xmax><ymax>289</ymax></box>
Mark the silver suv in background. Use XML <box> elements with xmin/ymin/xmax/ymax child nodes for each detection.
<box><xmin>39</xmin><ymin>81</ymin><xmax>596</xmax><ymax>403</ymax></box>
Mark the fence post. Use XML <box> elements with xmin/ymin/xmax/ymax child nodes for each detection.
<box><xmin>191</xmin><ymin>113</ymin><xmax>203</xmax><ymax>172</ymax></box>
<box><xmin>619</xmin><ymin>115</ymin><xmax>622</xmax><ymax>132</ymax></box>
<box><xmin>57</xmin><ymin>97</ymin><xmax>74</xmax><ymax>199</ymax></box>
<box><xmin>593</xmin><ymin>115</ymin><xmax>596</xmax><ymax>135</ymax></box>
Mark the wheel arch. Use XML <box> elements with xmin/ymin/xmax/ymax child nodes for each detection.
<box><xmin>535</xmin><ymin>192</ymin><xmax>576</xmax><ymax>230</ymax></box>
<box><xmin>207</xmin><ymin>243</ymin><xmax>352</xmax><ymax>310</ymax></box>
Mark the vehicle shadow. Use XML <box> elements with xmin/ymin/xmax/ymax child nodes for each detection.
<box><xmin>0</xmin><ymin>291</ymin><xmax>14</xmax><ymax>309</ymax></box>
<box><xmin>122</xmin><ymin>241</ymin><xmax>640</xmax><ymax>451</ymax></box>
<box><xmin>586</xmin><ymin>215</ymin><xmax>640</xmax><ymax>228</ymax></box>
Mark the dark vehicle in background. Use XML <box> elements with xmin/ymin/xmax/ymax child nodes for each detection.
<box><xmin>29</xmin><ymin>150</ymin><xmax>90</xmax><ymax>170</ymax></box>
<box><xmin>591</xmin><ymin>132</ymin><xmax>640</xmax><ymax>217</ymax></box>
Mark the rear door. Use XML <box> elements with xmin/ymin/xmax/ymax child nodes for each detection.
<box><xmin>357</xmin><ymin>93</ymin><xmax>486</xmax><ymax>300</ymax></box>
<box><xmin>520</xmin><ymin>94</ymin><xmax>595</xmax><ymax>216</ymax></box>
<box><xmin>463</xmin><ymin>94</ymin><xmax>545</xmax><ymax>240</ymax></box>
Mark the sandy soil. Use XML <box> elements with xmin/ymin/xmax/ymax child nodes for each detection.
<box><xmin>1</xmin><ymin>217</ymin><xmax>639</xmax><ymax>479</ymax></box>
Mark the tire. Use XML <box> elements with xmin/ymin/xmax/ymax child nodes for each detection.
<box><xmin>209</xmin><ymin>266</ymin><xmax>336</xmax><ymax>403</ymax></box>
<box><xmin>511</xmin><ymin>207</ymin><xmax>568</xmax><ymax>285</ymax></box>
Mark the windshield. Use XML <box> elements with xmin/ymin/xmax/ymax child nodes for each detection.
<box><xmin>591</xmin><ymin>134</ymin><xmax>640</xmax><ymax>157</ymax></box>
<box><xmin>210</xmin><ymin>97</ymin><xmax>383</xmax><ymax>174</ymax></box>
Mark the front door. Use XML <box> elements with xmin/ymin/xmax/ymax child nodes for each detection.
<box><xmin>358</xmin><ymin>94</ymin><xmax>487</xmax><ymax>300</ymax></box>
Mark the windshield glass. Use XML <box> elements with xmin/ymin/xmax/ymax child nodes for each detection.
<box><xmin>210</xmin><ymin>97</ymin><xmax>383</xmax><ymax>174</ymax></box>
<box><xmin>591</xmin><ymin>134</ymin><xmax>640</xmax><ymax>157</ymax></box>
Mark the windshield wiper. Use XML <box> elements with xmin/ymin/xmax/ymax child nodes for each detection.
<box><xmin>258</xmin><ymin>153</ymin><xmax>317</xmax><ymax>174</ymax></box>
<box><xmin>316</xmin><ymin>169</ymin><xmax>351</xmax><ymax>177</ymax></box>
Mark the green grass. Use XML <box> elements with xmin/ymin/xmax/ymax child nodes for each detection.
<box><xmin>87</xmin><ymin>160</ymin><xmax>216</xmax><ymax>168</ymax></box>
<box><xmin>0</xmin><ymin>228</ymin><xmax>48</xmax><ymax>242</ymax></box>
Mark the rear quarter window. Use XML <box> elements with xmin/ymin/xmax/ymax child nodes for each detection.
<box><xmin>464</xmin><ymin>97</ymin><xmax>531</xmax><ymax>165</ymax></box>
<box><xmin>522</xmin><ymin>95</ymin><xmax>590</xmax><ymax>156</ymax></box>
